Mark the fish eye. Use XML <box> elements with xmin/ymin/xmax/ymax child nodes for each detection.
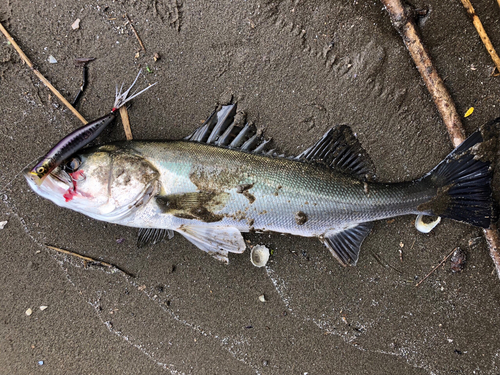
<box><xmin>64</xmin><ymin>157</ymin><xmax>81</xmax><ymax>172</ymax></box>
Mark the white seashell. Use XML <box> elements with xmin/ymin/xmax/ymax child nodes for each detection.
<box><xmin>415</xmin><ymin>214</ymin><xmax>441</xmax><ymax>233</ymax></box>
<box><xmin>25</xmin><ymin>308</ymin><xmax>33</xmax><ymax>316</ymax></box>
<box><xmin>258</xmin><ymin>294</ymin><xmax>266</xmax><ymax>302</ymax></box>
<box><xmin>250</xmin><ymin>245</ymin><xmax>270</xmax><ymax>267</ymax></box>
<box><xmin>48</xmin><ymin>55</ymin><xmax>57</xmax><ymax>64</ymax></box>
<box><xmin>71</xmin><ymin>18</ymin><xmax>80</xmax><ymax>30</ymax></box>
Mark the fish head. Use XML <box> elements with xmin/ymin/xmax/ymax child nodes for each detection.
<box><xmin>24</xmin><ymin>145</ymin><xmax>160</xmax><ymax>222</ymax></box>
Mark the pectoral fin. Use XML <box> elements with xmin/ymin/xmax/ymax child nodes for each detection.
<box><xmin>177</xmin><ymin>225</ymin><xmax>246</xmax><ymax>263</ymax></box>
<box><xmin>137</xmin><ymin>228</ymin><xmax>174</xmax><ymax>248</ymax></box>
<box><xmin>321</xmin><ymin>222</ymin><xmax>373</xmax><ymax>266</ymax></box>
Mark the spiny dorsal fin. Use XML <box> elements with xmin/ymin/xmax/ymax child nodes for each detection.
<box><xmin>321</xmin><ymin>222</ymin><xmax>374</xmax><ymax>266</ymax></box>
<box><xmin>137</xmin><ymin>228</ymin><xmax>174</xmax><ymax>248</ymax></box>
<box><xmin>184</xmin><ymin>104</ymin><xmax>271</xmax><ymax>154</ymax></box>
<box><xmin>296</xmin><ymin>126</ymin><xmax>376</xmax><ymax>180</ymax></box>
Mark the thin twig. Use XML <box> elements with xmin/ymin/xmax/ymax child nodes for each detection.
<box><xmin>46</xmin><ymin>245</ymin><xmax>134</xmax><ymax>277</ymax></box>
<box><xmin>0</xmin><ymin>22</ymin><xmax>88</xmax><ymax>124</ymax></box>
<box><xmin>119</xmin><ymin>106</ymin><xmax>133</xmax><ymax>140</ymax></box>
<box><xmin>126</xmin><ymin>14</ymin><xmax>146</xmax><ymax>52</ymax></box>
<box><xmin>459</xmin><ymin>0</ymin><xmax>500</xmax><ymax>75</ymax></box>
<box><xmin>369</xmin><ymin>249</ymin><xmax>403</xmax><ymax>274</ymax></box>
<box><xmin>381</xmin><ymin>0</ymin><xmax>500</xmax><ymax>281</ymax></box>
<box><xmin>416</xmin><ymin>247</ymin><xmax>456</xmax><ymax>287</ymax></box>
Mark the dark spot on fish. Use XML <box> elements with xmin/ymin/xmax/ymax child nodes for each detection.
<box><xmin>236</xmin><ymin>183</ymin><xmax>255</xmax><ymax>204</ymax></box>
<box><xmin>242</xmin><ymin>191</ymin><xmax>256</xmax><ymax>204</ymax></box>
<box><xmin>236</xmin><ymin>183</ymin><xmax>254</xmax><ymax>194</ymax></box>
<box><xmin>295</xmin><ymin>211</ymin><xmax>308</xmax><ymax>225</ymax></box>
<box><xmin>247</xmin><ymin>218</ymin><xmax>254</xmax><ymax>227</ymax></box>
<box><xmin>274</xmin><ymin>185</ymin><xmax>282</xmax><ymax>196</ymax></box>
<box><xmin>231</xmin><ymin>210</ymin><xmax>247</xmax><ymax>221</ymax></box>
<box><xmin>189</xmin><ymin>167</ymin><xmax>241</xmax><ymax>193</ymax></box>
<box><xmin>417</xmin><ymin>185</ymin><xmax>452</xmax><ymax>215</ymax></box>
<box><xmin>471</xmin><ymin>137</ymin><xmax>497</xmax><ymax>164</ymax></box>
<box><xmin>188</xmin><ymin>206</ymin><xmax>224</xmax><ymax>222</ymax></box>
<box><xmin>174</xmin><ymin>213</ymin><xmax>198</xmax><ymax>220</ymax></box>
<box><xmin>156</xmin><ymin>191</ymin><xmax>227</xmax><ymax>223</ymax></box>
<box><xmin>115</xmin><ymin>168</ymin><xmax>125</xmax><ymax>178</ymax></box>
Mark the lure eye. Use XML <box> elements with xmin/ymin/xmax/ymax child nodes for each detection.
<box><xmin>36</xmin><ymin>166</ymin><xmax>46</xmax><ymax>174</ymax></box>
<box><xmin>64</xmin><ymin>157</ymin><xmax>81</xmax><ymax>172</ymax></box>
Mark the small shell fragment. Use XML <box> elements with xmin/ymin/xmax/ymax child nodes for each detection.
<box><xmin>25</xmin><ymin>308</ymin><xmax>33</xmax><ymax>316</ymax></box>
<box><xmin>40</xmin><ymin>306</ymin><xmax>48</xmax><ymax>311</ymax></box>
<box><xmin>415</xmin><ymin>214</ymin><xmax>441</xmax><ymax>233</ymax></box>
<box><xmin>71</xmin><ymin>18</ymin><xmax>81</xmax><ymax>30</ymax></box>
<box><xmin>48</xmin><ymin>55</ymin><xmax>57</xmax><ymax>64</ymax></box>
<box><xmin>450</xmin><ymin>247</ymin><xmax>467</xmax><ymax>272</ymax></box>
<box><xmin>250</xmin><ymin>245</ymin><xmax>270</xmax><ymax>267</ymax></box>
<box><xmin>0</xmin><ymin>220</ymin><xmax>7</xmax><ymax>229</ymax></box>
<box><xmin>258</xmin><ymin>294</ymin><xmax>266</xmax><ymax>302</ymax></box>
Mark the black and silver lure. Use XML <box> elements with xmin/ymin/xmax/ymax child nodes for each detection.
<box><xmin>28</xmin><ymin>70</ymin><xmax>156</xmax><ymax>186</ymax></box>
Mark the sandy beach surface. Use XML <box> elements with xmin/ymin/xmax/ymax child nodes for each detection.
<box><xmin>1</xmin><ymin>0</ymin><xmax>500</xmax><ymax>373</ymax></box>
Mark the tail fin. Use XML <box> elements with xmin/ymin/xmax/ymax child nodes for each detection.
<box><xmin>418</xmin><ymin>119</ymin><xmax>499</xmax><ymax>228</ymax></box>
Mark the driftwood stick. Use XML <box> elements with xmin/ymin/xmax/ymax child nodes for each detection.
<box><xmin>459</xmin><ymin>0</ymin><xmax>500</xmax><ymax>75</ymax></box>
<box><xmin>380</xmin><ymin>0</ymin><xmax>500</xmax><ymax>280</ymax></box>
<box><xmin>0</xmin><ymin>22</ymin><xmax>88</xmax><ymax>125</ymax></box>
<box><xmin>380</xmin><ymin>0</ymin><xmax>465</xmax><ymax>147</ymax></box>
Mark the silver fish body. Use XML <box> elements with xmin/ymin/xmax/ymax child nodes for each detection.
<box><xmin>117</xmin><ymin>141</ymin><xmax>432</xmax><ymax>232</ymax></box>
<box><xmin>25</xmin><ymin>105</ymin><xmax>499</xmax><ymax>265</ymax></box>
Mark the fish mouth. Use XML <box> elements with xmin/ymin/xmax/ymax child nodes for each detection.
<box><xmin>24</xmin><ymin>167</ymin><xmax>72</xmax><ymax>198</ymax></box>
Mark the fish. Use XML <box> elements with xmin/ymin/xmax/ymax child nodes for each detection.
<box><xmin>24</xmin><ymin>104</ymin><xmax>499</xmax><ymax>266</ymax></box>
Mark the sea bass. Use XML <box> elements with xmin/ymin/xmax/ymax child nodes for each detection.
<box><xmin>25</xmin><ymin>104</ymin><xmax>499</xmax><ymax>265</ymax></box>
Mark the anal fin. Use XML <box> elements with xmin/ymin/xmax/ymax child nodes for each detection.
<box><xmin>321</xmin><ymin>222</ymin><xmax>373</xmax><ymax>266</ymax></box>
<box><xmin>177</xmin><ymin>225</ymin><xmax>246</xmax><ymax>264</ymax></box>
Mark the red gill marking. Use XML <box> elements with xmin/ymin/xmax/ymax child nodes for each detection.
<box><xmin>63</xmin><ymin>170</ymin><xmax>85</xmax><ymax>202</ymax></box>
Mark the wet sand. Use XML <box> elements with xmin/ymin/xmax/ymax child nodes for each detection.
<box><xmin>1</xmin><ymin>0</ymin><xmax>500</xmax><ymax>373</ymax></box>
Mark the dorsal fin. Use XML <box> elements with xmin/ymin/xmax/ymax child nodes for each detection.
<box><xmin>184</xmin><ymin>104</ymin><xmax>271</xmax><ymax>154</ymax></box>
<box><xmin>296</xmin><ymin>126</ymin><xmax>376</xmax><ymax>180</ymax></box>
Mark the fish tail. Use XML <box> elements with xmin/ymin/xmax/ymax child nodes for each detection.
<box><xmin>417</xmin><ymin>119</ymin><xmax>499</xmax><ymax>228</ymax></box>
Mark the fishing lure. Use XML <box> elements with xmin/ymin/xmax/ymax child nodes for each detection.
<box><xmin>28</xmin><ymin>70</ymin><xmax>156</xmax><ymax>186</ymax></box>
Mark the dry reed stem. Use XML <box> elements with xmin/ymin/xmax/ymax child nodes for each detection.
<box><xmin>0</xmin><ymin>22</ymin><xmax>88</xmax><ymax>124</ymax></box>
<box><xmin>460</xmin><ymin>0</ymin><xmax>500</xmax><ymax>75</ymax></box>
<box><xmin>119</xmin><ymin>106</ymin><xmax>133</xmax><ymax>140</ymax></box>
